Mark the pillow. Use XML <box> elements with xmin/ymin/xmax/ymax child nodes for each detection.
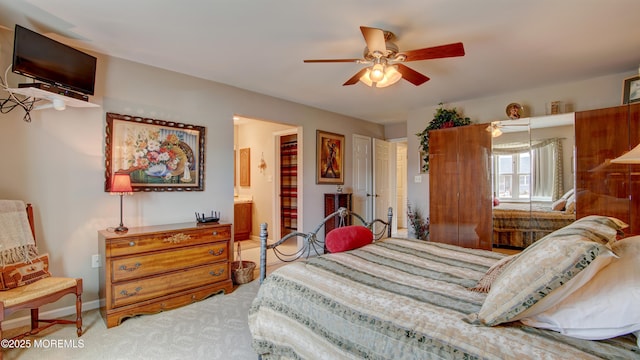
<box><xmin>564</xmin><ymin>193</ymin><xmax>576</xmax><ymax>214</ymax></box>
<box><xmin>325</xmin><ymin>226</ymin><xmax>373</xmax><ymax>253</ymax></box>
<box><xmin>0</xmin><ymin>253</ymin><xmax>51</xmax><ymax>290</ymax></box>
<box><xmin>560</xmin><ymin>188</ymin><xmax>574</xmax><ymax>200</ymax></box>
<box><xmin>551</xmin><ymin>198</ymin><xmax>566</xmax><ymax>211</ymax></box>
<box><xmin>561</xmin><ymin>215</ymin><xmax>627</xmax><ymax>245</ymax></box>
<box><xmin>521</xmin><ymin>236</ymin><xmax>640</xmax><ymax>340</ymax></box>
<box><xmin>467</xmin><ymin>220</ymin><xmax>618</xmax><ymax>326</ymax></box>
<box><xmin>469</xmin><ymin>254</ymin><xmax>517</xmax><ymax>293</ymax></box>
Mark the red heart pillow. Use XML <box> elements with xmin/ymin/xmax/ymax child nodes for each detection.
<box><xmin>325</xmin><ymin>225</ymin><xmax>373</xmax><ymax>253</ymax></box>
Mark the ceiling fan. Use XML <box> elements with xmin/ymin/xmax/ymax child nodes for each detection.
<box><xmin>304</xmin><ymin>26</ymin><xmax>465</xmax><ymax>88</ymax></box>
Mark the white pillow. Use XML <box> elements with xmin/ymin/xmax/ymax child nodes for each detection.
<box><xmin>561</xmin><ymin>188</ymin><xmax>574</xmax><ymax>200</ymax></box>
<box><xmin>521</xmin><ymin>236</ymin><xmax>640</xmax><ymax>340</ymax></box>
<box><xmin>551</xmin><ymin>198</ymin><xmax>566</xmax><ymax>211</ymax></box>
<box><xmin>564</xmin><ymin>193</ymin><xmax>576</xmax><ymax>214</ymax></box>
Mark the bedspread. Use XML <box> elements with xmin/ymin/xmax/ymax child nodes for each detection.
<box><xmin>249</xmin><ymin>238</ymin><xmax>638</xmax><ymax>359</ymax></box>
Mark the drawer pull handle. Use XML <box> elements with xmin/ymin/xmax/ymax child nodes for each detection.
<box><xmin>163</xmin><ymin>233</ymin><xmax>191</xmax><ymax>244</ymax></box>
<box><xmin>129</xmin><ymin>241</ymin><xmax>135</xmax><ymax>247</ymax></box>
<box><xmin>209</xmin><ymin>269</ymin><xmax>224</xmax><ymax>277</ymax></box>
<box><xmin>212</xmin><ymin>231</ymin><xmax>218</xmax><ymax>236</ymax></box>
<box><xmin>209</xmin><ymin>249</ymin><xmax>224</xmax><ymax>256</ymax></box>
<box><xmin>119</xmin><ymin>263</ymin><xmax>141</xmax><ymax>272</ymax></box>
<box><xmin>120</xmin><ymin>287</ymin><xmax>142</xmax><ymax>297</ymax></box>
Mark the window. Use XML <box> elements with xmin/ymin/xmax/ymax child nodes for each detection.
<box><xmin>495</xmin><ymin>152</ymin><xmax>530</xmax><ymax>200</ymax></box>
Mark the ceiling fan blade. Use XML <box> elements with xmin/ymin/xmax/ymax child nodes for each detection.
<box><xmin>396</xmin><ymin>64</ymin><xmax>430</xmax><ymax>86</ymax></box>
<box><xmin>343</xmin><ymin>68</ymin><xmax>369</xmax><ymax>86</ymax></box>
<box><xmin>401</xmin><ymin>42</ymin><xmax>465</xmax><ymax>62</ymax></box>
<box><xmin>360</xmin><ymin>26</ymin><xmax>387</xmax><ymax>56</ymax></box>
<box><xmin>304</xmin><ymin>59</ymin><xmax>362</xmax><ymax>63</ymax></box>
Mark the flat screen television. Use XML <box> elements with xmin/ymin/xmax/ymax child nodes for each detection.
<box><xmin>12</xmin><ymin>25</ymin><xmax>97</xmax><ymax>96</ymax></box>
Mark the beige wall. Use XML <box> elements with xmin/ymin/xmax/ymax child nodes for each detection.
<box><xmin>406</xmin><ymin>71</ymin><xmax>640</xmax><ymax>218</ymax></box>
<box><xmin>0</xmin><ymin>28</ymin><xmax>384</xmax><ymax>319</ymax></box>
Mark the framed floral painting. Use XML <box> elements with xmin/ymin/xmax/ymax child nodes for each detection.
<box><xmin>105</xmin><ymin>112</ymin><xmax>206</xmax><ymax>192</ymax></box>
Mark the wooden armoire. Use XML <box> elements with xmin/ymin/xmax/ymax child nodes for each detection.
<box><xmin>429</xmin><ymin>123</ymin><xmax>492</xmax><ymax>250</ymax></box>
<box><xmin>575</xmin><ymin>103</ymin><xmax>640</xmax><ymax>235</ymax></box>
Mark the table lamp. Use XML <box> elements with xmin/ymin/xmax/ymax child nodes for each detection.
<box><xmin>110</xmin><ymin>173</ymin><xmax>133</xmax><ymax>234</ymax></box>
<box><xmin>610</xmin><ymin>143</ymin><xmax>640</xmax><ymax>164</ymax></box>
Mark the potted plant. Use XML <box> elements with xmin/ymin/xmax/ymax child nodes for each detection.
<box><xmin>416</xmin><ymin>103</ymin><xmax>472</xmax><ymax>172</ymax></box>
<box><xmin>407</xmin><ymin>203</ymin><xmax>429</xmax><ymax>240</ymax></box>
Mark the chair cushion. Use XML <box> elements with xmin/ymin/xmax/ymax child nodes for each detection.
<box><xmin>325</xmin><ymin>226</ymin><xmax>373</xmax><ymax>253</ymax></box>
<box><xmin>0</xmin><ymin>277</ymin><xmax>78</xmax><ymax>307</ymax></box>
<box><xmin>0</xmin><ymin>253</ymin><xmax>51</xmax><ymax>290</ymax></box>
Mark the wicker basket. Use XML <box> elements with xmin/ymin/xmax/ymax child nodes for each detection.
<box><xmin>231</xmin><ymin>261</ymin><xmax>255</xmax><ymax>284</ymax></box>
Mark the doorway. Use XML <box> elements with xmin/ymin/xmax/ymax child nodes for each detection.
<box><xmin>233</xmin><ymin>116</ymin><xmax>301</xmax><ymax>248</ymax></box>
<box><xmin>352</xmin><ymin>135</ymin><xmax>406</xmax><ymax>236</ymax></box>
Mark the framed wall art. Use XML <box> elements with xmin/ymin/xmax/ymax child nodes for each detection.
<box><xmin>622</xmin><ymin>75</ymin><xmax>640</xmax><ymax>105</ymax></box>
<box><xmin>316</xmin><ymin>130</ymin><xmax>344</xmax><ymax>184</ymax></box>
<box><xmin>105</xmin><ymin>112</ymin><xmax>206</xmax><ymax>192</ymax></box>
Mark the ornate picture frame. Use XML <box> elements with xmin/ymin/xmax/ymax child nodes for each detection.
<box><xmin>316</xmin><ymin>130</ymin><xmax>344</xmax><ymax>184</ymax></box>
<box><xmin>622</xmin><ymin>75</ymin><xmax>640</xmax><ymax>105</ymax></box>
<box><xmin>105</xmin><ymin>112</ymin><xmax>206</xmax><ymax>192</ymax></box>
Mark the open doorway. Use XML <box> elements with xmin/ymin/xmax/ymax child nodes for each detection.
<box><xmin>233</xmin><ymin>116</ymin><xmax>300</xmax><ymax>260</ymax></box>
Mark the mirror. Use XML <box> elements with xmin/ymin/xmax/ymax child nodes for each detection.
<box><xmin>491</xmin><ymin>113</ymin><xmax>576</xmax><ymax>249</ymax></box>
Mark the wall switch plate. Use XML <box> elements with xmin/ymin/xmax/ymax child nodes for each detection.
<box><xmin>91</xmin><ymin>254</ymin><xmax>101</xmax><ymax>268</ymax></box>
<box><xmin>414</xmin><ymin>175</ymin><xmax>422</xmax><ymax>183</ymax></box>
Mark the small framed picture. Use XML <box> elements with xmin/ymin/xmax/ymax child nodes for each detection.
<box><xmin>622</xmin><ymin>75</ymin><xmax>640</xmax><ymax>105</ymax></box>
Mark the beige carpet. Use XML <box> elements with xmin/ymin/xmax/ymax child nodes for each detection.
<box><xmin>2</xmin><ymin>280</ymin><xmax>260</xmax><ymax>360</ymax></box>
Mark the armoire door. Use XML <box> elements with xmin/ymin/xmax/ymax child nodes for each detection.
<box><xmin>576</xmin><ymin>103</ymin><xmax>640</xmax><ymax>235</ymax></box>
<box><xmin>429</xmin><ymin>127</ymin><xmax>460</xmax><ymax>244</ymax></box>
<box><xmin>429</xmin><ymin>124</ymin><xmax>491</xmax><ymax>249</ymax></box>
<box><xmin>458</xmin><ymin>124</ymin><xmax>492</xmax><ymax>249</ymax></box>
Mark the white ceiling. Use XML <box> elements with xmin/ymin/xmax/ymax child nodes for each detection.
<box><xmin>1</xmin><ymin>0</ymin><xmax>639</xmax><ymax>125</ymax></box>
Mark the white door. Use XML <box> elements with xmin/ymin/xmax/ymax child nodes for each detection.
<box><xmin>352</xmin><ymin>135</ymin><xmax>373</xmax><ymax>221</ymax></box>
<box><xmin>395</xmin><ymin>142</ymin><xmax>407</xmax><ymax>230</ymax></box>
<box><xmin>373</xmin><ymin>138</ymin><xmax>394</xmax><ymax>234</ymax></box>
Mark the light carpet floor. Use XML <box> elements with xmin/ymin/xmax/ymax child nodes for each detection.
<box><xmin>2</xmin><ymin>280</ymin><xmax>260</xmax><ymax>360</ymax></box>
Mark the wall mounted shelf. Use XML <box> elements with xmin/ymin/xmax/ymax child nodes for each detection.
<box><xmin>5</xmin><ymin>87</ymin><xmax>99</xmax><ymax>108</ymax></box>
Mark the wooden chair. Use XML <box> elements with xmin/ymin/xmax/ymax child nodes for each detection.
<box><xmin>0</xmin><ymin>203</ymin><xmax>82</xmax><ymax>342</ymax></box>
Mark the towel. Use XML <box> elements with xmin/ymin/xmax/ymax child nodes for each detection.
<box><xmin>0</xmin><ymin>200</ymin><xmax>38</xmax><ymax>266</ymax></box>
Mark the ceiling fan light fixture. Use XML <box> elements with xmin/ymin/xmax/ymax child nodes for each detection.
<box><xmin>375</xmin><ymin>65</ymin><xmax>402</xmax><ymax>88</ymax></box>
<box><xmin>369</xmin><ymin>63</ymin><xmax>385</xmax><ymax>82</ymax></box>
<box><xmin>486</xmin><ymin>123</ymin><xmax>503</xmax><ymax>137</ymax></box>
<box><xmin>359</xmin><ymin>65</ymin><xmax>402</xmax><ymax>88</ymax></box>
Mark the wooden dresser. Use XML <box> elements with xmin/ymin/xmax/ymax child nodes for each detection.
<box><xmin>98</xmin><ymin>222</ymin><xmax>234</xmax><ymax>328</ymax></box>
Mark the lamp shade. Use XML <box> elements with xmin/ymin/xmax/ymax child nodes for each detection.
<box><xmin>610</xmin><ymin>143</ymin><xmax>640</xmax><ymax>164</ymax></box>
<box><xmin>111</xmin><ymin>173</ymin><xmax>133</xmax><ymax>193</ymax></box>
<box><xmin>359</xmin><ymin>65</ymin><xmax>402</xmax><ymax>88</ymax></box>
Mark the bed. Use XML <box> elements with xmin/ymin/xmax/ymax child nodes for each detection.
<box><xmin>492</xmin><ymin>202</ymin><xmax>575</xmax><ymax>248</ymax></box>
<box><xmin>249</xmin><ymin>209</ymin><xmax>639</xmax><ymax>359</ymax></box>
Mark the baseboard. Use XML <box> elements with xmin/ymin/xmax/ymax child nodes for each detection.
<box><xmin>2</xmin><ymin>299</ymin><xmax>101</xmax><ymax>330</ymax></box>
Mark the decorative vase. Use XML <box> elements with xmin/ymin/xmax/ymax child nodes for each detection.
<box><xmin>145</xmin><ymin>163</ymin><xmax>169</xmax><ymax>177</ymax></box>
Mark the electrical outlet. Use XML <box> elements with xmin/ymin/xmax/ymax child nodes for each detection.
<box><xmin>91</xmin><ymin>254</ymin><xmax>101</xmax><ymax>268</ymax></box>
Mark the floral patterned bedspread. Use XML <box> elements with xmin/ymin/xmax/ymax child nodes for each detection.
<box><xmin>249</xmin><ymin>238</ymin><xmax>638</xmax><ymax>359</ymax></box>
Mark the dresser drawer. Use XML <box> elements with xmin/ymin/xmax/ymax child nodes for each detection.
<box><xmin>111</xmin><ymin>262</ymin><xmax>228</xmax><ymax>308</ymax></box>
<box><xmin>111</xmin><ymin>242</ymin><xmax>228</xmax><ymax>282</ymax></box>
<box><xmin>108</xmin><ymin>226</ymin><xmax>231</xmax><ymax>257</ymax></box>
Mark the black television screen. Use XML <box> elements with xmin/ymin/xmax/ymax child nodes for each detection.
<box><xmin>12</xmin><ymin>25</ymin><xmax>96</xmax><ymax>95</ymax></box>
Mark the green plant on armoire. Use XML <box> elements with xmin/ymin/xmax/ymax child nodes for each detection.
<box><xmin>416</xmin><ymin>103</ymin><xmax>472</xmax><ymax>172</ymax></box>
